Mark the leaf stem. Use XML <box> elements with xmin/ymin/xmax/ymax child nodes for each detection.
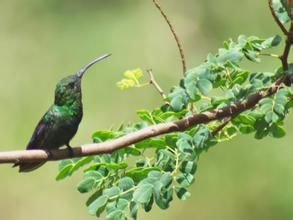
<box><xmin>257</xmin><ymin>52</ymin><xmax>281</xmax><ymax>59</ymax></box>
<box><xmin>109</xmin><ymin>186</ymin><xmax>138</xmax><ymax>201</ymax></box>
<box><xmin>171</xmin><ymin>148</ymin><xmax>180</xmax><ymax>176</ymax></box>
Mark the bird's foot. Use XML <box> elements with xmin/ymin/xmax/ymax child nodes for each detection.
<box><xmin>66</xmin><ymin>144</ymin><xmax>74</xmax><ymax>157</ymax></box>
<box><xmin>46</xmin><ymin>150</ymin><xmax>53</xmax><ymax>159</ymax></box>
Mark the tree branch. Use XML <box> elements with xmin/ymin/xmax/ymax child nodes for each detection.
<box><xmin>0</xmin><ymin>76</ymin><xmax>285</xmax><ymax>164</ymax></box>
<box><xmin>1</xmin><ymin>1</ymin><xmax>291</xmax><ymax>166</ymax></box>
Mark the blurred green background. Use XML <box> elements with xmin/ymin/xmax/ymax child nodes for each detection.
<box><xmin>0</xmin><ymin>0</ymin><xmax>292</xmax><ymax>219</ymax></box>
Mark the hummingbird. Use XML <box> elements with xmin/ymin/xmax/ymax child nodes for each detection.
<box><xmin>14</xmin><ymin>53</ymin><xmax>111</xmax><ymax>172</ymax></box>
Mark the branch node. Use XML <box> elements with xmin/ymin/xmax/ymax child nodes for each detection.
<box><xmin>147</xmin><ymin>69</ymin><xmax>168</xmax><ymax>101</ymax></box>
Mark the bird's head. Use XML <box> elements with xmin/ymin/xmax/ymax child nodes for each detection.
<box><xmin>54</xmin><ymin>53</ymin><xmax>111</xmax><ymax>106</ymax></box>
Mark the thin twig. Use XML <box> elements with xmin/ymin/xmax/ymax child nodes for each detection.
<box><xmin>257</xmin><ymin>52</ymin><xmax>281</xmax><ymax>59</ymax></box>
<box><xmin>152</xmin><ymin>0</ymin><xmax>187</xmax><ymax>75</ymax></box>
<box><xmin>268</xmin><ymin>0</ymin><xmax>289</xmax><ymax>35</ymax></box>
<box><xmin>0</xmin><ymin>76</ymin><xmax>286</xmax><ymax>164</ymax></box>
<box><xmin>269</xmin><ymin>0</ymin><xmax>293</xmax><ymax>84</ymax></box>
<box><xmin>281</xmin><ymin>39</ymin><xmax>291</xmax><ymax>71</ymax></box>
<box><xmin>212</xmin><ymin>117</ymin><xmax>231</xmax><ymax>136</ymax></box>
<box><xmin>147</xmin><ymin>69</ymin><xmax>167</xmax><ymax>100</ymax></box>
<box><xmin>281</xmin><ymin>24</ymin><xmax>293</xmax><ymax>86</ymax></box>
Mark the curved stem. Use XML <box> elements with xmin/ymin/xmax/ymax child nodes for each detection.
<box><xmin>152</xmin><ymin>0</ymin><xmax>187</xmax><ymax>75</ymax></box>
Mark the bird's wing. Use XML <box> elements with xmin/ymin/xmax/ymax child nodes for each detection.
<box><xmin>15</xmin><ymin>106</ymin><xmax>65</xmax><ymax>172</ymax></box>
<box><xmin>26</xmin><ymin>105</ymin><xmax>61</xmax><ymax>150</ymax></box>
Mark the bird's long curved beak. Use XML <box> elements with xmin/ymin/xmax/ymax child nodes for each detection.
<box><xmin>76</xmin><ymin>53</ymin><xmax>111</xmax><ymax>78</ymax></box>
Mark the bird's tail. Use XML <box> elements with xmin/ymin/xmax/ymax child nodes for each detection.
<box><xmin>13</xmin><ymin>161</ymin><xmax>46</xmax><ymax>172</ymax></box>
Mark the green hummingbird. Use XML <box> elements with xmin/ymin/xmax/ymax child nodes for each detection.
<box><xmin>14</xmin><ymin>53</ymin><xmax>111</xmax><ymax>172</ymax></box>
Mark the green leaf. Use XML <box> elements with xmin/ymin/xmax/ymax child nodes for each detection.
<box><xmin>153</xmin><ymin>109</ymin><xmax>187</xmax><ymax>121</ymax></box>
<box><xmin>265</xmin><ymin>111</ymin><xmax>279</xmax><ymax>123</ymax></box>
<box><xmin>84</xmin><ymin>170</ymin><xmax>104</xmax><ymax>179</ymax></box>
<box><xmin>156</xmin><ymin>150</ymin><xmax>174</xmax><ymax>170</ymax></box>
<box><xmin>271</xmin><ymin>0</ymin><xmax>291</xmax><ymax>24</ymax></box>
<box><xmin>103</xmin><ymin>187</ymin><xmax>121</xmax><ymax>198</ymax></box>
<box><xmin>245</xmin><ymin>50</ymin><xmax>260</xmax><ymax>62</ymax></box>
<box><xmin>136</xmin><ymin>109</ymin><xmax>155</xmax><ymax>124</ymax></box>
<box><xmin>259</xmin><ymin>97</ymin><xmax>279</xmax><ymax>123</ymax></box>
<box><xmin>155</xmin><ymin>187</ymin><xmax>173</xmax><ymax>210</ymax></box>
<box><xmin>129</xmin><ymin>202</ymin><xmax>138</xmax><ymax>220</ymax></box>
<box><xmin>135</xmin><ymin>138</ymin><xmax>166</xmax><ymax>149</ymax></box>
<box><xmin>88</xmin><ymin>195</ymin><xmax>109</xmax><ymax>216</ymax></box>
<box><xmin>78</xmin><ymin>172</ymin><xmax>104</xmax><ymax>194</ymax></box>
<box><xmin>118</xmin><ymin>177</ymin><xmax>135</xmax><ymax>191</ymax></box>
<box><xmin>168</xmin><ymin>87</ymin><xmax>189</xmax><ymax>112</ymax></box>
<box><xmin>56</xmin><ymin>164</ymin><xmax>73</xmax><ymax>181</ymax></box>
<box><xmin>86</xmin><ymin>190</ymin><xmax>103</xmax><ymax>207</ymax></box>
<box><xmin>105</xmin><ymin>201</ymin><xmax>117</xmax><ymax>216</ymax></box>
<box><xmin>225</xmin><ymin>126</ymin><xmax>238</xmax><ymax>136</ymax></box>
<box><xmin>287</xmin><ymin>100</ymin><xmax>293</xmax><ymax>108</ymax></box>
<box><xmin>84</xmin><ymin>162</ymin><xmax>128</xmax><ymax>172</ymax></box>
<box><xmin>170</xmin><ymin>98</ymin><xmax>186</xmax><ymax>112</ymax></box>
<box><xmin>270</xmin><ymin>124</ymin><xmax>286</xmax><ymax>138</ymax></box>
<box><xmin>235</xmin><ymin>114</ymin><xmax>256</xmax><ymax>125</ymax></box>
<box><xmin>232</xmin><ymin>70</ymin><xmax>249</xmax><ymax>85</ymax></box>
<box><xmin>197</xmin><ymin>79</ymin><xmax>213</xmax><ymax>95</ymax></box>
<box><xmin>176</xmin><ymin>138</ymin><xmax>194</xmax><ymax>155</ymax></box>
<box><xmin>281</xmin><ymin>0</ymin><xmax>290</xmax><ymax>15</ymax></box>
<box><xmin>160</xmin><ymin>173</ymin><xmax>173</xmax><ymax>188</ymax></box>
<box><xmin>175</xmin><ymin>187</ymin><xmax>191</xmax><ymax>200</ymax></box>
<box><xmin>143</xmin><ymin>171</ymin><xmax>172</xmax><ymax>207</ymax></box>
<box><xmin>147</xmin><ymin>170</ymin><xmax>162</xmax><ymax>182</ymax></box>
<box><xmin>70</xmin><ymin>157</ymin><xmax>94</xmax><ymax>174</ymax></box>
<box><xmin>143</xmin><ymin>194</ymin><xmax>154</xmax><ymax>212</ymax></box>
<box><xmin>274</xmin><ymin>104</ymin><xmax>285</xmax><ymax>116</ymax></box>
<box><xmin>77</xmin><ymin>177</ymin><xmax>96</xmax><ymax>193</ymax></box>
<box><xmin>133</xmin><ymin>183</ymin><xmax>153</xmax><ymax>204</ymax></box>
<box><xmin>92</xmin><ymin>130</ymin><xmax>115</xmax><ymax>143</ymax></box>
<box><xmin>254</xmin><ymin>118</ymin><xmax>269</xmax><ymax>139</ymax></box>
<box><xmin>217</xmin><ymin>48</ymin><xmax>244</xmax><ymax>64</ymax></box>
<box><xmin>58</xmin><ymin>159</ymin><xmax>74</xmax><ymax>170</ymax></box>
<box><xmin>117</xmin><ymin>199</ymin><xmax>129</xmax><ymax>211</ymax></box>
<box><xmin>239</xmin><ymin>124</ymin><xmax>255</xmax><ymax>134</ymax></box>
<box><xmin>261</xmin><ymin>35</ymin><xmax>282</xmax><ymax>48</ymax></box>
<box><xmin>106</xmin><ymin>209</ymin><xmax>124</xmax><ymax>220</ymax></box>
<box><xmin>184</xmin><ymin>68</ymin><xmax>204</xmax><ymax>101</ymax></box>
<box><xmin>125</xmin><ymin>167</ymin><xmax>161</xmax><ymax>182</ymax></box>
<box><xmin>180</xmin><ymin>161</ymin><xmax>197</xmax><ymax>175</ymax></box>
<box><xmin>165</xmin><ymin>134</ymin><xmax>179</xmax><ymax>148</ymax></box>
<box><xmin>211</xmin><ymin>96</ymin><xmax>229</xmax><ymax>106</ymax></box>
<box><xmin>176</xmin><ymin>173</ymin><xmax>194</xmax><ymax>188</ymax></box>
<box><xmin>193</xmin><ymin>126</ymin><xmax>211</xmax><ymax>149</ymax></box>
<box><xmin>124</xmin><ymin>146</ymin><xmax>141</xmax><ymax>156</ymax></box>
